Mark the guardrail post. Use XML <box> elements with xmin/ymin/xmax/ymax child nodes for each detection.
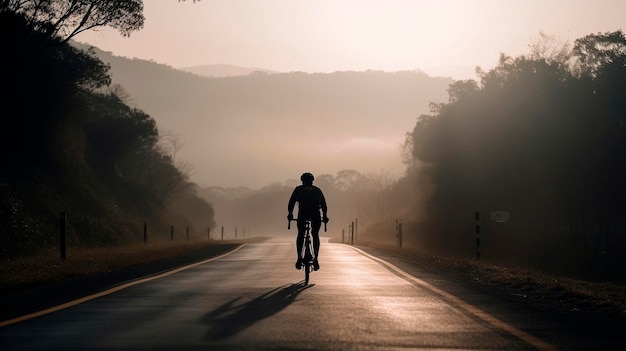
<box><xmin>350</xmin><ymin>222</ymin><xmax>354</xmax><ymax>245</ymax></box>
<box><xmin>475</xmin><ymin>211</ymin><xmax>480</xmax><ymax>260</ymax></box>
<box><xmin>396</xmin><ymin>219</ymin><xmax>399</xmax><ymax>247</ymax></box>
<box><xmin>221</xmin><ymin>226</ymin><xmax>224</xmax><ymax>240</ymax></box>
<box><xmin>60</xmin><ymin>212</ymin><xmax>67</xmax><ymax>260</ymax></box>
<box><xmin>143</xmin><ymin>222</ymin><xmax>147</xmax><ymax>244</ymax></box>
<box><xmin>171</xmin><ymin>225</ymin><xmax>174</xmax><ymax>241</ymax></box>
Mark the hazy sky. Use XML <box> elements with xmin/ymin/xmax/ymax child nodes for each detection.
<box><xmin>76</xmin><ymin>0</ymin><xmax>626</xmax><ymax>79</ymax></box>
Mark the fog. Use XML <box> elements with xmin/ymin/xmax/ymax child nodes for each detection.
<box><xmin>98</xmin><ymin>55</ymin><xmax>452</xmax><ymax>188</ymax></box>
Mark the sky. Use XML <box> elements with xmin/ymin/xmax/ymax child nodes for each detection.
<box><xmin>76</xmin><ymin>0</ymin><xmax>626</xmax><ymax>79</ymax></box>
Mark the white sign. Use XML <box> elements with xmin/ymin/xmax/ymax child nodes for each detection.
<box><xmin>491</xmin><ymin>211</ymin><xmax>509</xmax><ymax>223</ymax></box>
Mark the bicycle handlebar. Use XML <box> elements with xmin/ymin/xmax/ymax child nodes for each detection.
<box><xmin>288</xmin><ymin>218</ymin><xmax>327</xmax><ymax>232</ymax></box>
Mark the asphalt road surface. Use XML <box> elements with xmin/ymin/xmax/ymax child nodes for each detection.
<box><xmin>0</xmin><ymin>237</ymin><xmax>622</xmax><ymax>350</ymax></box>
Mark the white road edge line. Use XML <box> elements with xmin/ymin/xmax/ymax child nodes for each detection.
<box><xmin>0</xmin><ymin>244</ymin><xmax>246</xmax><ymax>328</ymax></box>
<box><xmin>349</xmin><ymin>246</ymin><xmax>558</xmax><ymax>351</ymax></box>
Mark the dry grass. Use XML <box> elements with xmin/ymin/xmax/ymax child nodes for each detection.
<box><xmin>0</xmin><ymin>239</ymin><xmax>241</xmax><ymax>292</ymax></box>
<box><xmin>462</xmin><ymin>259</ymin><xmax>626</xmax><ymax>316</ymax></box>
<box><xmin>360</xmin><ymin>241</ymin><xmax>626</xmax><ymax>319</ymax></box>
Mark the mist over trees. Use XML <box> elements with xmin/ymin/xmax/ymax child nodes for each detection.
<box><xmin>400</xmin><ymin>32</ymin><xmax>626</xmax><ymax>281</ymax></box>
<box><xmin>199</xmin><ymin>169</ymin><xmax>418</xmax><ymax>242</ymax></box>
<box><xmin>81</xmin><ymin>46</ymin><xmax>452</xmax><ymax>188</ymax></box>
<box><xmin>0</xmin><ymin>4</ymin><xmax>214</xmax><ymax>258</ymax></box>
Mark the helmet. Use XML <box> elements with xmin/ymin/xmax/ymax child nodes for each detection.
<box><xmin>300</xmin><ymin>172</ymin><xmax>314</xmax><ymax>183</ymax></box>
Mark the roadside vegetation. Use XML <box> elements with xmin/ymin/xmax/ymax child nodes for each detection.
<box><xmin>0</xmin><ymin>2</ymin><xmax>216</xmax><ymax>260</ymax></box>
<box><xmin>0</xmin><ymin>240</ymin><xmax>217</xmax><ymax>291</ymax></box>
<box><xmin>398</xmin><ymin>31</ymin><xmax>626</xmax><ymax>282</ymax></box>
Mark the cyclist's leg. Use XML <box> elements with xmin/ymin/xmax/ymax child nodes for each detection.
<box><xmin>295</xmin><ymin>219</ymin><xmax>305</xmax><ymax>269</ymax></box>
<box><xmin>311</xmin><ymin>219</ymin><xmax>321</xmax><ymax>256</ymax></box>
<box><xmin>311</xmin><ymin>218</ymin><xmax>321</xmax><ymax>270</ymax></box>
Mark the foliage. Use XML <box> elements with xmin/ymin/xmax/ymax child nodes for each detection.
<box><xmin>405</xmin><ymin>31</ymin><xmax>626</xmax><ymax>281</ymax></box>
<box><xmin>0</xmin><ymin>6</ymin><xmax>214</xmax><ymax>259</ymax></box>
<box><xmin>83</xmin><ymin>92</ymin><xmax>158</xmax><ymax>174</ymax></box>
<box><xmin>0</xmin><ymin>10</ymin><xmax>110</xmax><ymax>172</ymax></box>
<box><xmin>0</xmin><ymin>0</ymin><xmax>144</xmax><ymax>45</ymax></box>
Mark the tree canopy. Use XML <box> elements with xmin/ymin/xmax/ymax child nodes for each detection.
<box><xmin>405</xmin><ymin>31</ymin><xmax>626</xmax><ymax>280</ymax></box>
<box><xmin>0</xmin><ymin>0</ymin><xmax>144</xmax><ymax>45</ymax></box>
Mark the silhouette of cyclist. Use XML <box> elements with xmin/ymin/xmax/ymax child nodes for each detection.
<box><xmin>288</xmin><ymin>172</ymin><xmax>329</xmax><ymax>271</ymax></box>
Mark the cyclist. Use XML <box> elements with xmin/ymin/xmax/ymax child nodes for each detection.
<box><xmin>287</xmin><ymin>172</ymin><xmax>329</xmax><ymax>271</ymax></box>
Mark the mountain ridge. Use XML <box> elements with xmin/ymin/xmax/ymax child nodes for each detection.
<box><xmin>75</xmin><ymin>43</ymin><xmax>453</xmax><ymax>188</ymax></box>
<box><xmin>178</xmin><ymin>63</ymin><xmax>276</xmax><ymax>78</ymax></box>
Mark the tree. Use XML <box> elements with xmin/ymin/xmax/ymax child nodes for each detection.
<box><xmin>567</xmin><ymin>31</ymin><xmax>626</xmax><ymax>270</ymax></box>
<box><xmin>446</xmin><ymin>79</ymin><xmax>479</xmax><ymax>103</ymax></box>
<box><xmin>158</xmin><ymin>131</ymin><xmax>185</xmax><ymax>163</ymax></box>
<box><xmin>0</xmin><ymin>0</ymin><xmax>217</xmax><ymax>256</ymax></box>
<box><xmin>404</xmin><ymin>31</ymin><xmax>626</xmax><ymax>279</ymax></box>
<box><xmin>528</xmin><ymin>31</ymin><xmax>573</xmax><ymax>68</ymax></box>
<box><xmin>1</xmin><ymin>0</ymin><xmax>144</xmax><ymax>45</ymax></box>
<box><xmin>84</xmin><ymin>92</ymin><xmax>158</xmax><ymax>175</ymax></box>
<box><xmin>572</xmin><ymin>31</ymin><xmax>626</xmax><ymax>78</ymax></box>
<box><xmin>0</xmin><ymin>8</ymin><xmax>113</xmax><ymax>173</ymax></box>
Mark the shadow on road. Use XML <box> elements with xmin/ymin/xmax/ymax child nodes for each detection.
<box><xmin>200</xmin><ymin>281</ymin><xmax>313</xmax><ymax>340</ymax></box>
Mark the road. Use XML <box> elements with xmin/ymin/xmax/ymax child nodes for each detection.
<box><xmin>0</xmin><ymin>237</ymin><xmax>621</xmax><ymax>350</ymax></box>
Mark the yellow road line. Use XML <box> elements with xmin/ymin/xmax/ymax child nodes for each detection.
<box><xmin>350</xmin><ymin>246</ymin><xmax>558</xmax><ymax>351</ymax></box>
<box><xmin>0</xmin><ymin>244</ymin><xmax>245</xmax><ymax>328</ymax></box>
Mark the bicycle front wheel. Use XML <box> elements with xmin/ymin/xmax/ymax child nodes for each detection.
<box><xmin>304</xmin><ymin>263</ymin><xmax>310</xmax><ymax>284</ymax></box>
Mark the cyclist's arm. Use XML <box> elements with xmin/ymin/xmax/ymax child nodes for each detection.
<box><xmin>319</xmin><ymin>190</ymin><xmax>328</xmax><ymax>217</ymax></box>
<box><xmin>287</xmin><ymin>187</ymin><xmax>298</xmax><ymax>214</ymax></box>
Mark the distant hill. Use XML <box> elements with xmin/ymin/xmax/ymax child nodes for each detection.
<box><xmin>74</xmin><ymin>43</ymin><xmax>453</xmax><ymax>188</ymax></box>
<box><xmin>422</xmin><ymin>65</ymin><xmax>478</xmax><ymax>80</ymax></box>
<box><xmin>178</xmin><ymin>64</ymin><xmax>275</xmax><ymax>78</ymax></box>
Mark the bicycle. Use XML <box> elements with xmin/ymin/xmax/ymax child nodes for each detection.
<box><xmin>288</xmin><ymin>218</ymin><xmax>326</xmax><ymax>285</ymax></box>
